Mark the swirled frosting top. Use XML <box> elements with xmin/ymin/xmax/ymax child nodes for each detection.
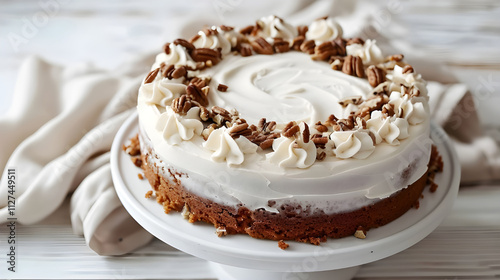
<box><xmin>137</xmin><ymin>16</ymin><xmax>432</xmax><ymax>213</ymax></box>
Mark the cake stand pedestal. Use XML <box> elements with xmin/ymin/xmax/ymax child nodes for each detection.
<box><xmin>111</xmin><ymin>113</ymin><xmax>460</xmax><ymax>280</ymax></box>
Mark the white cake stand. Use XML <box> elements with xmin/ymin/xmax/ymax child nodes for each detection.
<box><xmin>111</xmin><ymin>112</ymin><xmax>460</xmax><ymax>280</ymax></box>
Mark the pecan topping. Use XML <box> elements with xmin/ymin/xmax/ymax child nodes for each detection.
<box><xmin>342</xmin><ymin>55</ymin><xmax>365</xmax><ymax>78</ymax></box>
<box><xmin>171</xmin><ymin>66</ymin><xmax>187</xmax><ymax>79</ymax></box>
<box><xmin>356</xmin><ymin>117</ymin><xmax>367</xmax><ymax>129</ymax></box>
<box><xmin>312</xmin><ymin>41</ymin><xmax>339</xmax><ymax>61</ymax></box>
<box><xmin>330</xmin><ymin>56</ymin><xmax>344</xmax><ymax>71</ymax></box>
<box><xmin>312</xmin><ymin>134</ymin><xmax>328</xmax><ymax>148</ymax></box>
<box><xmin>366</xmin><ymin>65</ymin><xmax>386</xmax><ymax>87</ymax></box>
<box><xmin>339</xmin><ymin>96</ymin><xmax>363</xmax><ymax>107</ymax></box>
<box><xmin>172</xmin><ymin>95</ymin><xmax>193</xmax><ymax>115</ymax></box>
<box><xmin>315</xmin><ymin>122</ymin><xmax>329</xmax><ymax>133</ymax></box>
<box><xmin>212</xmin><ymin>106</ymin><xmax>232</xmax><ymax>123</ymax></box>
<box><xmin>202</xmin><ymin>123</ymin><xmax>217</xmax><ymax>140</ymax></box>
<box><xmin>297</xmin><ymin>25</ymin><xmax>308</xmax><ymax>36</ymax></box>
<box><xmin>382</xmin><ymin>103</ymin><xmax>395</xmax><ymax>117</ymax></box>
<box><xmin>388</xmin><ymin>54</ymin><xmax>404</xmax><ymax>62</ymax></box>
<box><xmin>199</xmin><ymin>106</ymin><xmax>212</xmax><ymax>121</ymax></box>
<box><xmin>239</xmin><ymin>25</ymin><xmax>254</xmax><ymax>35</ymax></box>
<box><xmin>300</xmin><ymin>39</ymin><xmax>315</xmax><ymax>54</ymax></box>
<box><xmin>302</xmin><ymin>123</ymin><xmax>310</xmax><ymax>143</ymax></box>
<box><xmin>217</xmin><ymin>83</ymin><xmax>228</xmax><ymax>92</ymax></box>
<box><xmin>191</xmin><ymin>48</ymin><xmax>221</xmax><ymax>65</ymax></box>
<box><xmin>189</xmin><ymin>77</ymin><xmax>210</xmax><ymax>88</ymax></box>
<box><xmin>291</xmin><ymin>35</ymin><xmax>305</xmax><ymax>51</ymax></box>
<box><xmin>282</xmin><ymin>121</ymin><xmax>300</xmax><ymax>138</ymax></box>
<box><xmin>273</xmin><ymin>37</ymin><xmax>290</xmax><ymax>53</ymax></box>
<box><xmin>163</xmin><ymin>43</ymin><xmax>171</xmax><ymax>55</ymax></box>
<box><xmin>346</xmin><ymin>37</ymin><xmax>364</xmax><ymax>45</ymax></box>
<box><xmin>186</xmin><ymin>85</ymin><xmax>209</xmax><ymax>106</ymax></box>
<box><xmin>402</xmin><ymin>65</ymin><xmax>414</xmax><ymax>74</ymax></box>
<box><xmin>240</xmin><ymin>43</ymin><xmax>253</xmax><ymax>57</ymax></box>
<box><xmin>251</xmin><ymin>37</ymin><xmax>274</xmax><ymax>55</ymax></box>
<box><xmin>144</xmin><ymin>68</ymin><xmax>159</xmax><ymax>84</ymax></box>
<box><xmin>173</xmin><ymin>38</ymin><xmax>195</xmax><ymax>53</ymax></box>
<box><xmin>160</xmin><ymin>62</ymin><xmax>174</xmax><ymax>78</ymax></box>
<box><xmin>325</xmin><ymin>114</ymin><xmax>338</xmax><ymax>127</ymax></box>
<box><xmin>257</xmin><ymin>118</ymin><xmax>276</xmax><ymax>133</ymax></box>
<box><xmin>316</xmin><ymin>151</ymin><xmax>326</xmax><ymax>161</ymax></box>
<box><xmin>259</xmin><ymin>138</ymin><xmax>274</xmax><ymax>150</ymax></box>
<box><xmin>229</xmin><ymin>122</ymin><xmax>252</xmax><ymax>138</ymax></box>
<box><xmin>338</xmin><ymin>118</ymin><xmax>354</xmax><ymax>131</ymax></box>
<box><xmin>220</xmin><ymin>25</ymin><xmax>234</xmax><ymax>32</ymax></box>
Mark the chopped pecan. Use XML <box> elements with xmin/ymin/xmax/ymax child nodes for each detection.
<box><xmin>325</xmin><ymin>114</ymin><xmax>338</xmax><ymax>126</ymax></box>
<box><xmin>199</xmin><ymin>106</ymin><xmax>212</xmax><ymax>121</ymax></box>
<box><xmin>273</xmin><ymin>37</ymin><xmax>290</xmax><ymax>53</ymax></box>
<box><xmin>316</xmin><ymin>151</ymin><xmax>326</xmax><ymax>161</ymax></box>
<box><xmin>333</xmin><ymin>38</ymin><xmax>347</xmax><ymax>56</ymax></box>
<box><xmin>372</xmin><ymin>81</ymin><xmax>391</xmax><ymax>96</ymax></box>
<box><xmin>342</xmin><ymin>55</ymin><xmax>365</xmax><ymax>78</ymax></box>
<box><xmin>172</xmin><ymin>95</ymin><xmax>192</xmax><ymax>115</ymax></box>
<box><xmin>402</xmin><ymin>65</ymin><xmax>414</xmax><ymax>74</ymax></box>
<box><xmin>366</xmin><ymin>65</ymin><xmax>386</xmax><ymax>87</ymax></box>
<box><xmin>257</xmin><ymin>118</ymin><xmax>277</xmax><ymax>134</ymax></box>
<box><xmin>186</xmin><ymin>85</ymin><xmax>209</xmax><ymax>107</ymax></box>
<box><xmin>339</xmin><ymin>96</ymin><xmax>363</xmax><ymax>107</ymax></box>
<box><xmin>202</xmin><ymin>124</ymin><xmax>217</xmax><ymax>140</ymax></box>
<box><xmin>300</xmin><ymin>39</ymin><xmax>315</xmax><ymax>54</ymax></box>
<box><xmin>282</xmin><ymin>121</ymin><xmax>300</xmax><ymax>138</ymax></box>
<box><xmin>144</xmin><ymin>68</ymin><xmax>159</xmax><ymax>84</ymax></box>
<box><xmin>191</xmin><ymin>48</ymin><xmax>221</xmax><ymax>65</ymax></box>
<box><xmin>173</xmin><ymin>38</ymin><xmax>195</xmax><ymax>53</ymax></box>
<box><xmin>212</xmin><ymin>106</ymin><xmax>232</xmax><ymax>123</ymax></box>
<box><xmin>338</xmin><ymin>118</ymin><xmax>354</xmax><ymax>131</ymax></box>
<box><xmin>251</xmin><ymin>37</ymin><xmax>274</xmax><ymax>55</ymax></box>
<box><xmin>315</xmin><ymin>122</ymin><xmax>329</xmax><ymax>133</ymax></box>
<box><xmin>291</xmin><ymin>35</ymin><xmax>305</xmax><ymax>51</ymax></box>
<box><xmin>330</xmin><ymin>56</ymin><xmax>344</xmax><ymax>71</ymax></box>
<box><xmin>217</xmin><ymin>83</ymin><xmax>228</xmax><ymax>92</ymax></box>
<box><xmin>302</xmin><ymin>123</ymin><xmax>310</xmax><ymax>143</ymax></box>
<box><xmin>356</xmin><ymin>117</ymin><xmax>367</xmax><ymax>129</ymax></box>
<box><xmin>220</xmin><ymin>25</ymin><xmax>234</xmax><ymax>32</ymax></box>
<box><xmin>311</xmin><ymin>134</ymin><xmax>328</xmax><ymax>148</ymax></box>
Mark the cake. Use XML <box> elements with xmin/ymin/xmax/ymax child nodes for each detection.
<box><xmin>131</xmin><ymin>15</ymin><xmax>443</xmax><ymax>245</ymax></box>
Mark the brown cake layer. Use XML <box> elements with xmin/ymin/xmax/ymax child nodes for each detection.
<box><xmin>136</xmin><ymin>136</ymin><xmax>439</xmax><ymax>244</ymax></box>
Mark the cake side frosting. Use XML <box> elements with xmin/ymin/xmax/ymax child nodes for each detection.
<box><xmin>137</xmin><ymin>16</ymin><xmax>432</xmax><ymax>215</ymax></box>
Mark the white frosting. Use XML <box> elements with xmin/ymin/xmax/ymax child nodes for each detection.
<box><xmin>386</xmin><ymin>65</ymin><xmax>428</xmax><ymax>96</ymax></box>
<box><xmin>346</xmin><ymin>39</ymin><xmax>384</xmax><ymax>65</ymax></box>
<box><xmin>330</xmin><ymin>129</ymin><xmax>375</xmax><ymax>159</ymax></box>
<box><xmin>155</xmin><ymin>107</ymin><xmax>203</xmax><ymax>145</ymax></box>
<box><xmin>192</xmin><ymin>27</ymin><xmax>232</xmax><ymax>56</ymax></box>
<box><xmin>306</xmin><ymin>17</ymin><xmax>343</xmax><ymax>43</ymax></box>
<box><xmin>267</xmin><ymin>123</ymin><xmax>317</xmax><ymax>168</ymax></box>
<box><xmin>140</xmin><ymin>77</ymin><xmax>186</xmax><ymax>107</ymax></box>
<box><xmin>256</xmin><ymin>15</ymin><xmax>298</xmax><ymax>41</ymax></box>
<box><xmin>366</xmin><ymin>110</ymin><xmax>409</xmax><ymax>145</ymax></box>
<box><xmin>153</xmin><ymin>43</ymin><xmax>197</xmax><ymax>69</ymax></box>
<box><xmin>136</xmin><ymin>17</ymin><xmax>433</xmax><ymax>215</ymax></box>
<box><xmin>203</xmin><ymin>126</ymin><xmax>258</xmax><ymax>166</ymax></box>
<box><xmin>389</xmin><ymin>91</ymin><xmax>428</xmax><ymax>125</ymax></box>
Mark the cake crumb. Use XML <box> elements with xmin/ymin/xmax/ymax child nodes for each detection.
<box><xmin>138</xmin><ymin>173</ymin><xmax>144</xmax><ymax>180</ymax></box>
<box><xmin>278</xmin><ymin>240</ymin><xmax>289</xmax><ymax>250</ymax></box>
<box><xmin>354</xmin><ymin>226</ymin><xmax>367</xmax><ymax>239</ymax></box>
<box><xmin>145</xmin><ymin>190</ymin><xmax>153</xmax><ymax>198</ymax></box>
<box><xmin>131</xmin><ymin>156</ymin><xmax>142</xmax><ymax>167</ymax></box>
<box><xmin>215</xmin><ymin>226</ymin><xmax>227</xmax><ymax>237</ymax></box>
<box><xmin>413</xmin><ymin>199</ymin><xmax>420</xmax><ymax>209</ymax></box>
<box><xmin>181</xmin><ymin>204</ymin><xmax>191</xmax><ymax>220</ymax></box>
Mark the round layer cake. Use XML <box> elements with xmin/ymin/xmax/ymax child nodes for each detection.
<box><xmin>135</xmin><ymin>16</ymin><xmax>440</xmax><ymax>244</ymax></box>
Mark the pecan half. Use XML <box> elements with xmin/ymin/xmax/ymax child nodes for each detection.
<box><xmin>229</xmin><ymin>122</ymin><xmax>252</xmax><ymax>139</ymax></box>
<box><xmin>342</xmin><ymin>55</ymin><xmax>365</xmax><ymax>78</ymax></box>
<box><xmin>251</xmin><ymin>37</ymin><xmax>274</xmax><ymax>55</ymax></box>
<box><xmin>337</xmin><ymin>118</ymin><xmax>354</xmax><ymax>131</ymax></box>
<box><xmin>312</xmin><ymin>41</ymin><xmax>339</xmax><ymax>61</ymax></box>
<box><xmin>239</xmin><ymin>25</ymin><xmax>254</xmax><ymax>35</ymax></box>
<box><xmin>297</xmin><ymin>25</ymin><xmax>308</xmax><ymax>36</ymax></box>
<box><xmin>189</xmin><ymin>77</ymin><xmax>210</xmax><ymax>89</ymax></box>
<box><xmin>300</xmin><ymin>39</ymin><xmax>315</xmax><ymax>54</ymax></box>
<box><xmin>311</xmin><ymin>134</ymin><xmax>328</xmax><ymax>148</ymax></box>
<box><xmin>171</xmin><ymin>66</ymin><xmax>187</xmax><ymax>79</ymax></box>
<box><xmin>259</xmin><ymin>138</ymin><xmax>274</xmax><ymax>150</ymax></box>
<box><xmin>347</xmin><ymin>37</ymin><xmax>364</xmax><ymax>45</ymax></box>
<box><xmin>282</xmin><ymin>121</ymin><xmax>300</xmax><ymax>138</ymax></box>
<box><xmin>240</xmin><ymin>43</ymin><xmax>253</xmax><ymax>57</ymax></box>
<box><xmin>302</xmin><ymin>123</ymin><xmax>310</xmax><ymax>143</ymax></box>
<box><xmin>172</xmin><ymin>95</ymin><xmax>192</xmax><ymax>115</ymax></box>
<box><xmin>325</xmin><ymin>114</ymin><xmax>338</xmax><ymax>127</ymax></box>
<box><xmin>366</xmin><ymin>65</ymin><xmax>386</xmax><ymax>87</ymax></box>
<box><xmin>273</xmin><ymin>37</ymin><xmax>290</xmax><ymax>53</ymax></box>
<box><xmin>163</xmin><ymin>43</ymin><xmax>171</xmax><ymax>55</ymax></box>
<box><xmin>173</xmin><ymin>38</ymin><xmax>195</xmax><ymax>53</ymax></box>
<box><xmin>144</xmin><ymin>68</ymin><xmax>159</xmax><ymax>84</ymax></box>
<box><xmin>339</xmin><ymin>96</ymin><xmax>363</xmax><ymax>107</ymax></box>
<box><xmin>315</xmin><ymin>122</ymin><xmax>329</xmax><ymax>133</ymax></box>
<box><xmin>291</xmin><ymin>35</ymin><xmax>305</xmax><ymax>51</ymax></box>
<box><xmin>186</xmin><ymin>85</ymin><xmax>209</xmax><ymax>107</ymax></box>
<box><xmin>316</xmin><ymin>151</ymin><xmax>326</xmax><ymax>161</ymax></box>
<box><xmin>191</xmin><ymin>48</ymin><xmax>221</xmax><ymax>65</ymax></box>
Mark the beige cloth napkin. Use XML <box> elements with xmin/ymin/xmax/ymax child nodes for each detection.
<box><xmin>1</xmin><ymin>0</ymin><xmax>499</xmax><ymax>256</ymax></box>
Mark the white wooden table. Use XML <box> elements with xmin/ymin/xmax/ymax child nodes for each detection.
<box><xmin>1</xmin><ymin>1</ymin><xmax>499</xmax><ymax>279</ymax></box>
